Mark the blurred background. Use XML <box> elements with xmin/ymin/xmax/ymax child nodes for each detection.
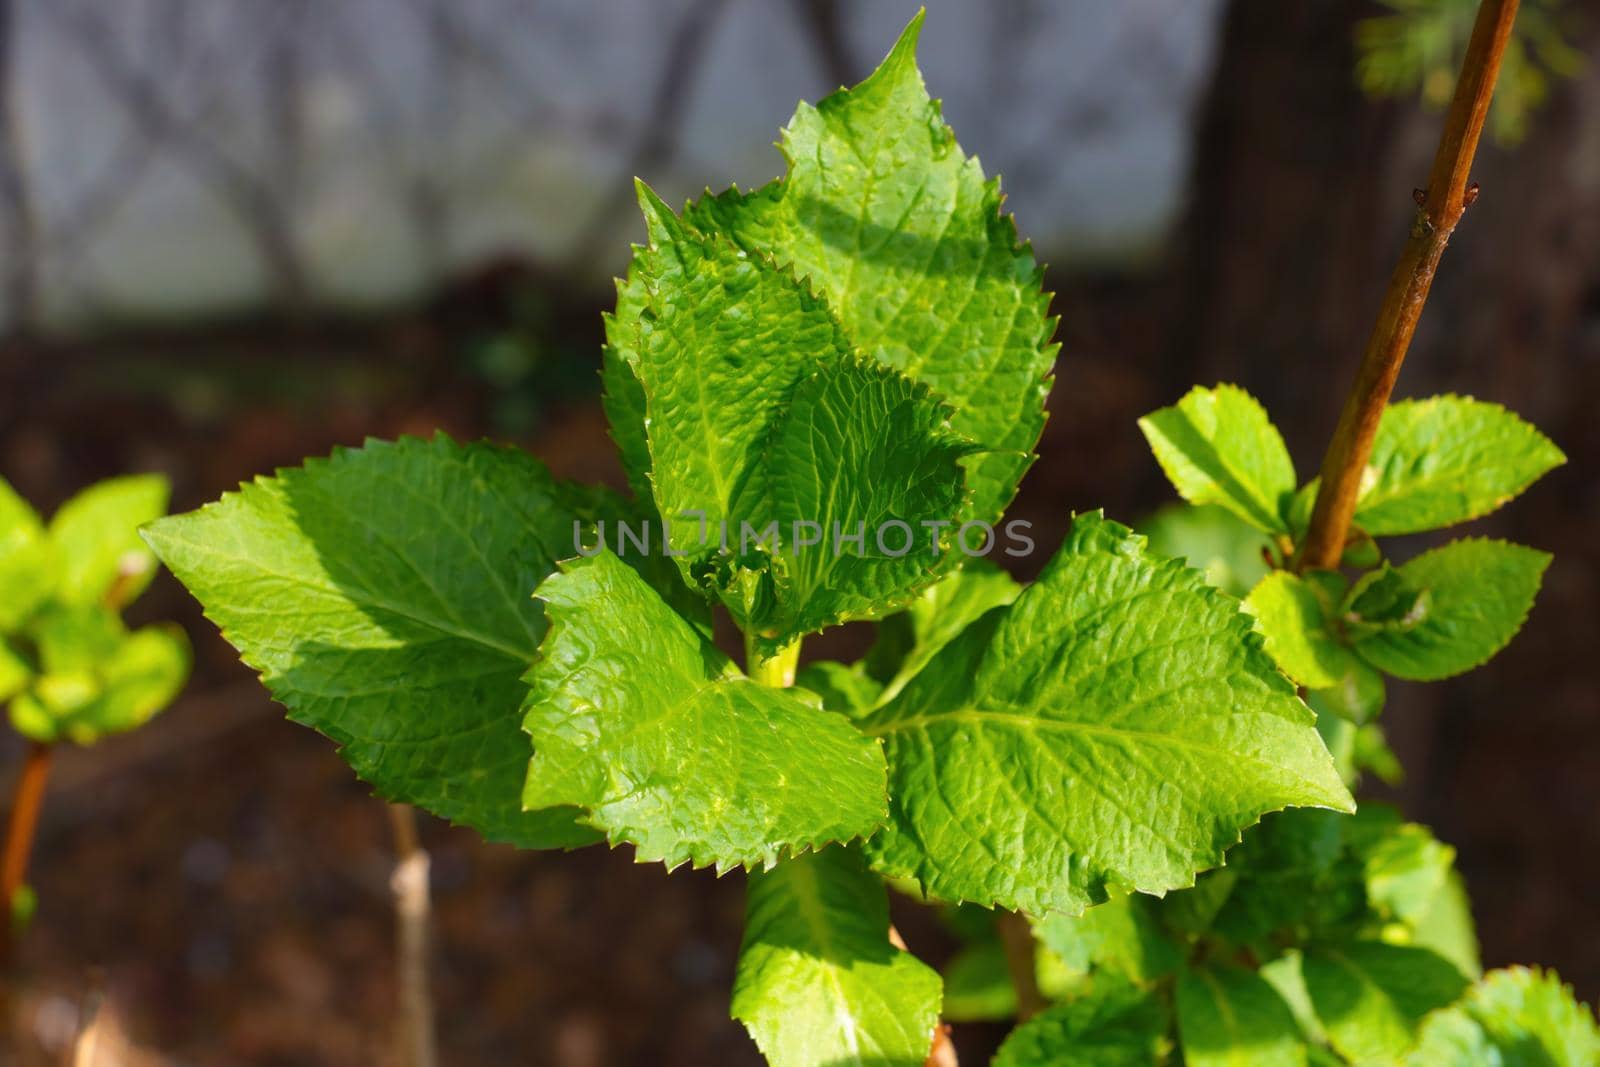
<box><xmin>0</xmin><ymin>0</ymin><xmax>1595</xmax><ymax>1063</ymax></box>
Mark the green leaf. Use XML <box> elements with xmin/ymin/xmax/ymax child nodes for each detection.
<box><xmin>49</xmin><ymin>473</ymin><xmax>169</xmax><ymax>608</ymax></box>
<box><xmin>731</xmin><ymin>846</ymin><xmax>941</xmax><ymax>1067</ymax></box>
<box><xmin>142</xmin><ymin>434</ymin><xmax>604</xmax><ymax>850</ymax></box>
<box><xmin>0</xmin><ymin>476</ymin><xmax>55</xmax><ymax>631</ymax></box>
<box><xmin>1411</xmin><ymin>966</ymin><xmax>1600</xmax><ymax>1067</ymax></box>
<box><xmin>1177</xmin><ymin>963</ymin><xmax>1308</xmax><ymax>1067</ymax></box>
<box><xmin>1353</xmin><ymin>396</ymin><xmax>1565</xmax><ymax>535</ymax></box>
<box><xmin>29</xmin><ymin>625</ymin><xmax>189</xmax><ymax>745</ymax></box>
<box><xmin>1033</xmin><ymin>891</ymin><xmax>1181</xmax><ymax>986</ymax></box>
<box><xmin>794</xmin><ymin>660</ymin><xmax>885</xmax><ymax>719</ymax></box>
<box><xmin>600</xmin><ymin>267</ymin><xmax>655</xmax><ymax>499</ymax></box>
<box><xmin>0</xmin><ymin>638</ymin><xmax>29</xmax><ymax>702</ymax></box>
<box><xmin>1260</xmin><ymin>952</ymin><xmax>1327</xmax><ymax>1045</ymax></box>
<box><xmin>1244</xmin><ymin>571</ymin><xmax>1359</xmax><ymax>689</ymax></box>
<box><xmin>1351</xmin><ymin>539</ymin><xmax>1550</xmax><ymax>681</ymax></box>
<box><xmin>992</xmin><ymin>978</ymin><xmax>1169</xmax><ymax>1067</ymax></box>
<box><xmin>862</xmin><ymin>560</ymin><xmax>1022</xmax><ymax>705</ymax></box>
<box><xmin>1361</xmin><ymin>823</ymin><xmax>1455</xmax><ymax>927</ymax></box>
<box><xmin>678</xmin><ymin>12</ymin><xmax>1056</xmax><ymax>524</ymax></box>
<box><xmin>523</xmin><ymin>551</ymin><xmax>886</xmax><ymax>872</ymax></box>
<box><xmin>7</xmin><ymin>603</ymin><xmax>189</xmax><ymax>744</ymax></box>
<box><xmin>1139</xmin><ymin>385</ymin><xmax>1297</xmax><ymax>534</ymax></box>
<box><xmin>859</xmin><ymin>512</ymin><xmax>1352</xmax><ymax>914</ymax></box>
<box><xmin>741</xmin><ymin>357</ymin><xmax>977</xmax><ymax>643</ymax></box>
<box><xmin>1343</xmin><ymin>565</ymin><xmax>1430</xmax><ymax>635</ymax></box>
<box><xmin>1141</xmin><ymin>503</ymin><xmax>1272</xmax><ymax>598</ymax></box>
<box><xmin>624</xmin><ymin>189</ymin><xmax>974</xmax><ymax>646</ymax></box>
<box><xmin>1208</xmin><ymin>808</ymin><xmax>1362</xmax><ymax>947</ymax></box>
<box><xmin>1302</xmin><ymin>942</ymin><xmax>1470</xmax><ymax>1062</ymax></box>
<box><xmin>1354</xmin><ymin>723</ymin><xmax>1404</xmax><ymax>785</ymax></box>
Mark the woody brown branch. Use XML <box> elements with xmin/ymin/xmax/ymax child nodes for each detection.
<box><xmin>1296</xmin><ymin>0</ymin><xmax>1520</xmax><ymax>571</ymax></box>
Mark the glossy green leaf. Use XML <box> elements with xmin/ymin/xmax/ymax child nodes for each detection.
<box><xmin>993</xmin><ymin>978</ymin><xmax>1169</xmax><ymax>1067</ymax></box>
<box><xmin>678</xmin><ymin>13</ymin><xmax>1056</xmax><ymax>524</ymax></box>
<box><xmin>1244</xmin><ymin>571</ymin><xmax>1359</xmax><ymax>689</ymax></box>
<box><xmin>1302</xmin><ymin>942</ymin><xmax>1470</xmax><ymax>1062</ymax></box>
<box><xmin>49</xmin><ymin>473</ymin><xmax>168</xmax><ymax>608</ymax></box>
<box><xmin>1177</xmin><ymin>963</ymin><xmax>1308</xmax><ymax>1067</ymax></box>
<box><xmin>859</xmin><ymin>512</ymin><xmax>1352</xmax><ymax>913</ymax></box>
<box><xmin>1352</xmin><ymin>539</ymin><xmax>1550</xmax><ymax>681</ymax></box>
<box><xmin>143</xmin><ymin>434</ymin><xmax>604</xmax><ymax>850</ymax></box>
<box><xmin>1354</xmin><ymin>396</ymin><xmax>1565</xmax><ymax>535</ymax></box>
<box><xmin>731</xmin><ymin>846</ymin><xmax>940</xmax><ymax>1067</ymax></box>
<box><xmin>523</xmin><ymin>551</ymin><xmax>886</xmax><ymax>872</ymax></box>
<box><xmin>1139</xmin><ymin>385</ymin><xmax>1296</xmax><ymax>534</ymax></box>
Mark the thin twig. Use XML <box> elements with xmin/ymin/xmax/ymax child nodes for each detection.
<box><xmin>387</xmin><ymin>803</ymin><xmax>437</xmax><ymax>1067</ymax></box>
<box><xmin>0</xmin><ymin>741</ymin><xmax>52</xmax><ymax>964</ymax></box>
<box><xmin>1297</xmin><ymin>0</ymin><xmax>1520</xmax><ymax>570</ymax></box>
<box><xmin>995</xmin><ymin>911</ymin><xmax>1045</xmax><ymax>1022</ymax></box>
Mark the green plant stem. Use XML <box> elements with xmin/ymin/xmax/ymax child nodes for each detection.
<box><xmin>747</xmin><ymin>636</ymin><xmax>801</xmax><ymax>688</ymax></box>
<box><xmin>1297</xmin><ymin>0</ymin><xmax>1520</xmax><ymax>571</ymax></box>
<box><xmin>0</xmin><ymin>740</ymin><xmax>51</xmax><ymax>964</ymax></box>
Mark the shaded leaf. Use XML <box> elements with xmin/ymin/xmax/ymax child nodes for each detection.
<box><xmin>993</xmin><ymin>978</ymin><xmax>1169</xmax><ymax>1067</ymax></box>
<box><xmin>1302</xmin><ymin>942</ymin><xmax>1470</xmax><ymax>1062</ymax></box>
<box><xmin>1177</xmin><ymin>963</ymin><xmax>1308</xmax><ymax>1067</ymax></box>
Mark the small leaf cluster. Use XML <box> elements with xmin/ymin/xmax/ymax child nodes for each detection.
<box><xmin>134</xmin><ymin>14</ymin><xmax>1593</xmax><ymax>1067</ymax></box>
<box><xmin>0</xmin><ymin>475</ymin><xmax>189</xmax><ymax>746</ymax></box>
<box><xmin>1140</xmin><ymin>384</ymin><xmax>1561</xmax><ymax>785</ymax></box>
<box><xmin>968</xmin><ymin>383</ymin><xmax>1600</xmax><ymax>1064</ymax></box>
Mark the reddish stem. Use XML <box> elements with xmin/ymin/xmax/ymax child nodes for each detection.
<box><xmin>0</xmin><ymin>741</ymin><xmax>52</xmax><ymax>961</ymax></box>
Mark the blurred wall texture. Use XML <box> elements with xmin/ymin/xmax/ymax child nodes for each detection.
<box><xmin>0</xmin><ymin>0</ymin><xmax>1221</xmax><ymax>331</ymax></box>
